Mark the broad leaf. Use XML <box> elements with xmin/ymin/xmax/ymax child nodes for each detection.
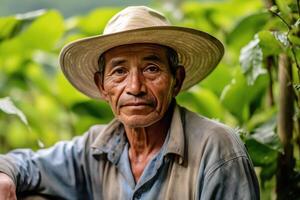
<box><xmin>19</xmin><ymin>10</ymin><xmax>65</xmax><ymax>50</ymax></box>
<box><xmin>0</xmin><ymin>10</ymin><xmax>64</xmax><ymax>57</ymax></box>
<box><xmin>0</xmin><ymin>97</ymin><xmax>28</xmax><ymax>125</ymax></box>
<box><xmin>246</xmin><ymin>106</ymin><xmax>277</xmax><ymax>131</ymax></box>
<box><xmin>258</xmin><ymin>30</ymin><xmax>283</xmax><ymax>55</ymax></box>
<box><xmin>200</xmin><ymin>63</ymin><xmax>232</xmax><ymax>96</ymax></box>
<box><xmin>275</xmin><ymin>0</ymin><xmax>292</xmax><ymax>23</ymax></box>
<box><xmin>273</xmin><ymin>31</ymin><xmax>290</xmax><ymax>49</ymax></box>
<box><xmin>220</xmin><ymin>71</ymin><xmax>249</xmax><ymax>121</ymax></box>
<box><xmin>251</xmin><ymin>117</ymin><xmax>281</xmax><ymax>152</ymax></box>
<box><xmin>78</xmin><ymin>8</ymin><xmax>120</xmax><ymax>35</ymax></box>
<box><xmin>0</xmin><ymin>17</ymin><xmax>19</xmax><ymax>41</ymax></box>
<box><xmin>260</xmin><ymin>161</ymin><xmax>277</xmax><ymax>184</ymax></box>
<box><xmin>220</xmin><ymin>70</ymin><xmax>268</xmax><ymax>122</ymax></box>
<box><xmin>177</xmin><ymin>86</ymin><xmax>224</xmax><ymax>120</ymax></box>
<box><xmin>0</xmin><ymin>10</ymin><xmax>45</xmax><ymax>42</ymax></box>
<box><xmin>245</xmin><ymin>138</ymin><xmax>278</xmax><ymax>166</ymax></box>
<box><xmin>240</xmin><ymin>35</ymin><xmax>266</xmax><ymax>85</ymax></box>
<box><xmin>55</xmin><ymin>72</ymin><xmax>88</xmax><ymax>106</ymax></box>
<box><xmin>182</xmin><ymin>0</ymin><xmax>264</xmax><ymax>35</ymax></box>
<box><xmin>244</xmin><ymin>117</ymin><xmax>280</xmax><ymax>181</ymax></box>
<box><xmin>288</xmin><ymin>34</ymin><xmax>300</xmax><ymax>46</ymax></box>
<box><xmin>227</xmin><ymin>12</ymin><xmax>270</xmax><ymax>50</ymax></box>
<box><xmin>71</xmin><ymin>100</ymin><xmax>113</xmax><ymax>121</ymax></box>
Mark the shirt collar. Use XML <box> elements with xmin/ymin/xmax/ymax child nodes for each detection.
<box><xmin>90</xmin><ymin>103</ymin><xmax>186</xmax><ymax>165</ymax></box>
<box><xmin>90</xmin><ymin>118</ymin><xmax>127</xmax><ymax>164</ymax></box>
<box><xmin>164</xmin><ymin>104</ymin><xmax>185</xmax><ymax>164</ymax></box>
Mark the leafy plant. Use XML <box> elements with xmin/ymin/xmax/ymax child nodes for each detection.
<box><xmin>1</xmin><ymin>0</ymin><xmax>300</xmax><ymax>199</ymax></box>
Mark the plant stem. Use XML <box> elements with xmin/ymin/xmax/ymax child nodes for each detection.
<box><xmin>297</xmin><ymin>0</ymin><xmax>300</xmax><ymax>17</ymax></box>
<box><xmin>291</xmin><ymin>46</ymin><xmax>300</xmax><ymax>72</ymax></box>
<box><xmin>276</xmin><ymin>53</ymin><xmax>295</xmax><ymax>200</ymax></box>
<box><xmin>266</xmin><ymin>56</ymin><xmax>275</xmax><ymax>106</ymax></box>
<box><xmin>269</xmin><ymin>10</ymin><xmax>292</xmax><ymax>30</ymax></box>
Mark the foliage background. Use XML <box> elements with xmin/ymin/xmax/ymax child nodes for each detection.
<box><xmin>0</xmin><ymin>0</ymin><xmax>299</xmax><ymax>199</ymax></box>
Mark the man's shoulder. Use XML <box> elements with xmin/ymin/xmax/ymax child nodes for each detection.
<box><xmin>182</xmin><ymin>106</ymin><xmax>236</xmax><ymax>137</ymax></box>
<box><xmin>84</xmin><ymin>124</ymin><xmax>109</xmax><ymax>142</ymax></box>
<box><xmin>179</xmin><ymin>107</ymin><xmax>251</xmax><ymax>175</ymax></box>
<box><xmin>180</xmin><ymin>106</ymin><xmax>245</xmax><ymax>155</ymax></box>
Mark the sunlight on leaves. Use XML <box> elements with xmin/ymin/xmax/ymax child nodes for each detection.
<box><xmin>273</xmin><ymin>31</ymin><xmax>290</xmax><ymax>48</ymax></box>
<box><xmin>240</xmin><ymin>35</ymin><xmax>266</xmax><ymax>85</ymax></box>
<box><xmin>0</xmin><ymin>97</ymin><xmax>28</xmax><ymax>125</ymax></box>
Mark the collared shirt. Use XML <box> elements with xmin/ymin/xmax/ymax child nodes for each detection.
<box><xmin>0</xmin><ymin>104</ymin><xmax>260</xmax><ymax>199</ymax></box>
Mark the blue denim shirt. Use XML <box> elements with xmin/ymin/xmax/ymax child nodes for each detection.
<box><xmin>0</xmin><ymin>104</ymin><xmax>260</xmax><ymax>199</ymax></box>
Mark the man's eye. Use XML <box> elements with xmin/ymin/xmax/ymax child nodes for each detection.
<box><xmin>144</xmin><ymin>65</ymin><xmax>159</xmax><ymax>73</ymax></box>
<box><xmin>112</xmin><ymin>68</ymin><xmax>126</xmax><ymax>75</ymax></box>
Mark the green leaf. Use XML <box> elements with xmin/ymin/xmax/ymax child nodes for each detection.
<box><xmin>6</xmin><ymin>121</ymin><xmax>32</xmax><ymax>148</ymax></box>
<box><xmin>273</xmin><ymin>31</ymin><xmax>290</xmax><ymax>49</ymax></box>
<box><xmin>275</xmin><ymin>0</ymin><xmax>292</xmax><ymax>23</ymax></box>
<box><xmin>55</xmin><ymin>72</ymin><xmax>88</xmax><ymax>106</ymax></box>
<box><xmin>240</xmin><ymin>35</ymin><xmax>266</xmax><ymax>85</ymax></box>
<box><xmin>200</xmin><ymin>63</ymin><xmax>232</xmax><ymax>96</ymax></box>
<box><xmin>32</xmin><ymin>50</ymin><xmax>58</xmax><ymax>77</ymax></box>
<box><xmin>18</xmin><ymin>10</ymin><xmax>65</xmax><ymax>51</ymax></box>
<box><xmin>244</xmin><ymin>117</ymin><xmax>280</xmax><ymax>182</ymax></box>
<box><xmin>245</xmin><ymin>138</ymin><xmax>278</xmax><ymax>166</ymax></box>
<box><xmin>260</xmin><ymin>161</ymin><xmax>277</xmax><ymax>183</ymax></box>
<box><xmin>246</xmin><ymin>106</ymin><xmax>277</xmax><ymax>131</ymax></box>
<box><xmin>0</xmin><ymin>10</ymin><xmax>45</xmax><ymax>42</ymax></box>
<box><xmin>220</xmin><ymin>71</ymin><xmax>249</xmax><ymax>121</ymax></box>
<box><xmin>176</xmin><ymin>92</ymin><xmax>202</xmax><ymax>114</ymax></box>
<box><xmin>220</xmin><ymin>70</ymin><xmax>268</xmax><ymax>122</ymax></box>
<box><xmin>0</xmin><ymin>97</ymin><xmax>28</xmax><ymax>125</ymax></box>
<box><xmin>251</xmin><ymin>117</ymin><xmax>281</xmax><ymax>152</ymax></box>
<box><xmin>288</xmin><ymin>35</ymin><xmax>300</xmax><ymax>46</ymax></box>
<box><xmin>227</xmin><ymin>12</ymin><xmax>270</xmax><ymax>50</ymax></box>
<box><xmin>294</xmin><ymin>18</ymin><xmax>300</xmax><ymax>28</ymax></box>
<box><xmin>244</xmin><ymin>117</ymin><xmax>280</xmax><ymax>168</ymax></box>
<box><xmin>0</xmin><ymin>17</ymin><xmax>19</xmax><ymax>41</ymax></box>
<box><xmin>78</xmin><ymin>8</ymin><xmax>120</xmax><ymax>35</ymax></box>
<box><xmin>71</xmin><ymin>100</ymin><xmax>113</xmax><ymax>121</ymax></box>
<box><xmin>257</xmin><ymin>30</ymin><xmax>284</xmax><ymax>55</ymax></box>
<box><xmin>0</xmin><ymin>10</ymin><xmax>64</xmax><ymax>58</ymax></box>
<box><xmin>177</xmin><ymin>87</ymin><xmax>224</xmax><ymax>119</ymax></box>
<box><xmin>182</xmin><ymin>0</ymin><xmax>264</xmax><ymax>35</ymax></box>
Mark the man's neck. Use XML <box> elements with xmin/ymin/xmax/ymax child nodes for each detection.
<box><xmin>124</xmin><ymin>103</ymin><xmax>174</xmax><ymax>182</ymax></box>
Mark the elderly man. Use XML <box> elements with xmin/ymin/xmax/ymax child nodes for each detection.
<box><xmin>0</xmin><ymin>6</ymin><xmax>259</xmax><ymax>200</ymax></box>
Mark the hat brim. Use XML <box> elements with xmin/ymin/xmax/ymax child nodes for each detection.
<box><xmin>59</xmin><ymin>26</ymin><xmax>224</xmax><ymax>99</ymax></box>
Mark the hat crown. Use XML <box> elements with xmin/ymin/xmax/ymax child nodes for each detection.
<box><xmin>60</xmin><ymin>6</ymin><xmax>224</xmax><ymax>99</ymax></box>
<box><xmin>103</xmin><ymin>6</ymin><xmax>171</xmax><ymax>34</ymax></box>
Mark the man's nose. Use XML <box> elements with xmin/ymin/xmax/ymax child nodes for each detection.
<box><xmin>126</xmin><ymin>70</ymin><xmax>146</xmax><ymax>96</ymax></box>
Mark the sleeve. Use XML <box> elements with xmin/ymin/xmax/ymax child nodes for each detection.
<box><xmin>0</xmin><ymin>130</ymin><xmax>92</xmax><ymax>199</ymax></box>
<box><xmin>200</xmin><ymin>156</ymin><xmax>260</xmax><ymax>200</ymax></box>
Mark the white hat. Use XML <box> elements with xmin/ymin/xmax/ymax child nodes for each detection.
<box><xmin>59</xmin><ymin>6</ymin><xmax>224</xmax><ymax>99</ymax></box>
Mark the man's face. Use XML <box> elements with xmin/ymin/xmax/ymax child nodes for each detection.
<box><xmin>95</xmin><ymin>43</ymin><xmax>183</xmax><ymax>128</ymax></box>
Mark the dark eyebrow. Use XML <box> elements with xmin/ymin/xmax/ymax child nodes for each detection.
<box><xmin>142</xmin><ymin>54</ymin><xmax>163</xmax><ymax>63</ymax></box>
<box><xmin>109</xmin><ymin>58</ymin><xmax>127</xmax><ymax>68</ymax></box>
<box><xmin>108</xmin><ymin>54</ymin><xmax>163</xmax><ymax>68</ymax></box>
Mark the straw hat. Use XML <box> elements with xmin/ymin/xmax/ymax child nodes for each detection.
<box><xmin>59</xmin><ymin>6</ymin><xmax>224</xmax><ymax>99</ymax></box>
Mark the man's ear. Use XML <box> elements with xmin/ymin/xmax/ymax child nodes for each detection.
<box><xmin>172</xmin><ymin>65</ymin><xmax>185</xmax><ymax>97</ymax></box>
<box><xmin>94</xmin><ymin>72</ymin><xmax>109</xmax><ymax>101</ymax></box>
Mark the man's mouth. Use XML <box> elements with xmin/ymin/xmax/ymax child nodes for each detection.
<box><xmin>120</xmin><ymin>98</ymin><xmax>156</xmax><ymax>108</ymax></box>
<box><xmin>122</xmin><ymin>102</ymin><xmax>152</xmax><ymax>107</ymax></box>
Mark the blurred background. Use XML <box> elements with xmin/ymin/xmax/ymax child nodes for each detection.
<box><xmin>0</xmin><ymin>0</ymin><xmax>299</xmax><ymax>199</ymax></box>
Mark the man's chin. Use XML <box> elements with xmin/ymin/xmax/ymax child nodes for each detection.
<box><xmin>118</xmin><ymin>114</ymin><xmax>161</xmax><ymax>128</ymax></box>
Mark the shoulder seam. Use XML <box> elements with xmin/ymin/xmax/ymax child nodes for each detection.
<box><xmin>205</xmin><ymin>153</ymin><xmax>249</xmax><ymax>180</ymax></box>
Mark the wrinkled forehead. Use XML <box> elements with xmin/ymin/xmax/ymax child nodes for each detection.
<box><xmin>103</xmin><ymin>43</ymin><xmax>170</xmax><ymax>61</ymax></box>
